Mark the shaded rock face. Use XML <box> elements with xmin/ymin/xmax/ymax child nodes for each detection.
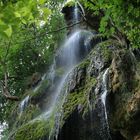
<box><xmin>62</xmin><ymin>1</ymin><xmax>102</xmax><ymax>33</ymax></box>
<box><xmin>108</xmin><ymin>50</ymin><xmax>140</xmax><ymax>140</ymax></box>
<box><xmin>62</xmin><ymin>5</ymin><xmax>86</xmax><ymax>34</ymax></box>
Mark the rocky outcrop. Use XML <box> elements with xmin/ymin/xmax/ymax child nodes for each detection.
<box><xmin>108</xmin><ymin>50</ymin><xmax>140</xmax><ymax>140</ymax></box>
<box><xmin>8</xmin><ymin>39</ymin><xmax>140</xmax><ymax>140</ymax></box>
<box><xmin>56</xmin><ymin>43</ymin><xmax>112</xmax><ymax>140</ymax></box>
<box><xmin>62</xmin><ymin>0</ymin><xmax>102</xmax><ymax>33</ymax></box>
<box><xmin>58</xmin><ymin>47</ymin><xmax>140</xmax><ymax>140</ymax></box>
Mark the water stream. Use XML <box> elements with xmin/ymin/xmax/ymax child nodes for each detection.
<box><xmin>19</xmin><ymin>95</ymin><xmax>30</xmax><ymax>114</ymax></box>
<box><xmin>101</xmin><ymin>68</ymin><xmax>109</xmax><ymax>121</ymax></box>
<box><xmin>100</xmin><ymin>68</ymin><xmax>112</xmax><ymax>140</ymax></box>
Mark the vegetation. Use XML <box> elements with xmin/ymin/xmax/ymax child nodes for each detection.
<box><xmin>0</xmin><ymin>0</ymin><xmax>66</xmax><ymax>123</ymax></box>
<box><xmin>0</xmin><ymin>0</ymin><xmax>140</xmax><ymax>139</ymax></box>
<box><xmin>81</xmin><ymin>0</ymin><xmax>140</xmax><ymax>48</ymax></box>
<box><xmin>15</xmin><ymin>119</ymin><xmax>51</xmax><ymax>140</ymax></box>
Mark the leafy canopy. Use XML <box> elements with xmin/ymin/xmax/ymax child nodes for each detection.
<box><xmin>0</xmin><ymin>0</ymin><xmax>51</xmax><ymax>38</ymax></box>
<box><xmin>81</xmin><ymin>0</ymin><xmax>140</xmax><ymax>48</ymax></box>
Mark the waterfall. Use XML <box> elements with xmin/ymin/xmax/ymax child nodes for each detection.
<box><xmin>19</xmin><ymin>95</ymin><xmax>30</xmax><ymax>114</ymax></box>
<box><xmin>77</xmin><ymin>1</ymin><xmax>85</xmax><ymax>17</ymax></box>
<box><xmin>29</xmin><ymin>28</ymin><xmax>93</xmax><ymax>140</ymax></box>
<box><xmin>74</xmin><ymin>2</ymin><xmax>79</xmax><ymax>24</ymax></box>
<box><xmin>47</xmin><ymin>59</ymin><xmax>56</xmax><ymax>85</ymax></box>
<box><xmin>59</xmin><ymin>30</ymin><xmax>93</xmax><ymax>68</ymax></box>
<box><xmin>101</xmin><ymin>68</ymin><xmax>109</xmax><ymax>121</ymax></box>
<box><xmin>37</xmin><ymin>2</ymin><xmax>95</xmax><ymax>137</ymax></box>
<box><xmin>100</xmin><ymin>68</ymin><xmax>112</xmax><ymax>140</ymax></box>
<box><xmin>37</xmin><ymin>30</ymin><xmax>93</xmax><ymax>118</ymax></box>
<box><xmin>17</xmin><ymin>1</ymin><xmax>113</xmax><ymax>139</ymax></box>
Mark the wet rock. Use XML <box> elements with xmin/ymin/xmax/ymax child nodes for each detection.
<box><xmin>27</xmin><ymin>72</ymin><xmax>41</xmax><ymax>88</ymax></box>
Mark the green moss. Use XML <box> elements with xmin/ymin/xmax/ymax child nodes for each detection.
<box><xmin>98</xmin><ymin>39</ymin><xmax>121</xmax><ymax>48</ymax></box>
<box><xmin>99</xmin><ymin>45</ymin><xmax>112</xmax><ymax>63</ymax></box>
<box><xmin>95</xmin><ymin>40</ymin><xmax>121</xmax><ymax>63</ymax></box>
<box><xmin>102</xmin><ymin>48</ymin><xmax>112</xmax><ymax>62</ymax></box>
<box><xmin>78</xmin><ymin>59</ymin><xmax>90</xmax><ymax>69</ymax></box>
<box><xmin>61</xmin><ymin>58</ymin><xmax>97</xmax><ymax>124</ymax></box>
<box><xmin>31</xmin><ymin>79</ymin><xmax>50</xmax><ymax>99</ymax></box>
<box><xmin>62</xmin><ymin>74</ymin><xmax>97</xmax><ymax>121</ymax></box>
<box><xmin>16</xmin><ymin>105</ymin><xmax>41</xmax><ymax>127</ymax></box>
<box><xmin>15</xmin><ymin>119</ymin><xmax>51</xmax><ymax>140</ymax></box>
<box><xmin>63</xmin><ymin>91</ymin><xmax>86</xmax><ymax>120</ymax></box>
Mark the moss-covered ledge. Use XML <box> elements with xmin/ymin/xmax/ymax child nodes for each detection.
<box><xmin>14</xmin><ymin>119</ymin><xmax>51</xmax><ymax>140</ymax></box>
<box><xmin>61</xmin><ymin>59</ymin><xmax>97</xmax><ymax>123</ymax></box>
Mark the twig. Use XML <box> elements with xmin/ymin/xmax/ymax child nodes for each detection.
<box><xmin>14</xmin><ymin>20</ymin><xmax>83</xmax><ymax>44</ymax></box>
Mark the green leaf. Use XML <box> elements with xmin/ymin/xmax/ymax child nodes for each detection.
<box><xmin>0</xmin><ymin>20</ymin><xmax>5</xmax><ymax>25</ymax></box>
<box><xmin>4</xmin><ymin>25</ymin><xmax>12</xmax><ymax>37</ymax></box>
<box><xmin>14</xmin><ymin>12</ymin><xmax>21</xmax><ymax>18</ymax></box>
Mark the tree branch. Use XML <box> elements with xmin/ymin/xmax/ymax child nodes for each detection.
<box><xmin>0</xmin><ymin>68</ymin><xmax>20</xmax><ymax>101</ymax></box>
<box><xmin>14</xmin><ymin>20</ymin><xmax>83</xmax><ymax>44</ymax></box>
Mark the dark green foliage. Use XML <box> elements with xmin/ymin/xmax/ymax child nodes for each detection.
<box><xmin>0</xmin><ymin>0</ymin><xmax>66</xmax><ymax>128</ymax></box>
<box><xmin>81</xmin><ymin>0</ymin><xmax>140</xmax><ymax>48</ymax></box>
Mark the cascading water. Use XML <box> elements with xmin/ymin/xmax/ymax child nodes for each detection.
<box><xmin>17</xmin><ymin>1</ymin><xmax>113</xmax><ymax>140</ymax></box>
<box><xmin>101</xmin><ymin>68</ymin><xmax>109</xmax><ymax>121</ymax></box>
<box><xmin>19</xmin><ymin>95</ymin><xmax>30</xmax><ymax>114</ymax></box>
<box><xmin>37</xmin><ymin>29</ymin><xmax>94</xmax><ymax>121</ymax></box>
<box><xmin>100</xmin><ymin>68</ymin><xmax>112</xmax><ymax>140</ymax></box>
<box><xmin>47</xmin><ymin>59</ymin><xmax>56</xmax><ymax>85</ymax></box>
<box><xmin>34</xmin><ymin>3</ymin><xmax>94</xmax><ymax>138</ymax></box>
<box><xmin>58</xmin><ymin>30</ymin><xmax>93</xmax><ymax>68</ymax></box>
<box><xmin>74</xmin><ymin>2</ymin><xmax>79</xmax><ymax>24</ymax></box>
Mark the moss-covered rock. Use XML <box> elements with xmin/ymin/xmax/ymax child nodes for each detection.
<box><xmin>16</xmin><ymin>104</ymin><xmax>41</xmax><ymax>127</ymax></box>
<box><xmin>15</xmin><ymin>119</ymin><xmax>50</xmax><ymax>140</ymax></box>
<box><xmin>26</xmin><ymin>72</ymin><xmax>42</xmax><ymax>88</ymax></box>
<box><xmin>30</xmin><ymin>79</ymin><xmax>50</xmax><ymax>104</ymax></box>
<box><xmin>60</xmin><ymin>58</ymin><xmax>97</xmax><ymax>125</ymax></box>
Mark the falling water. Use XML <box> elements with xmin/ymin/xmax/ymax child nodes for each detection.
<box><xmin>77</xmin><ymin>1</ymin><xmax>85</xmax><ymax>17</ymax></box>
<box><xmin>38</xmin><ymin>30</ymin><xmax>93</xmax><ymax>119</ymax></box>
<box><xmin>74</xmin><ymin>2</ymin><xmax>79</xmax><ymax>24</ymax></box>
<box><xmin>42</xmin><ymin>71</ymin><xmax>71</xmax><ymax>119</ymax></box>
<box><xmin>28</xmin><ymin>28</ymin><xmax>93</xmax><ymax>140</ymax></box>
<box><xmin>59</xmin><ymin>30</ymin><xmax>93</xmax><ymax>68</ymax></box>
<box><xmin>27</xmin><ymin>1</ymin><xmax>95</xmax><ymax>139</ymax></box>
<box><xmin>101</xmin><ymin>68</ymin><xmax>109</xmax><ymax>120</ymax></box>
<box><xmin>19</xmin><ymin>95</ymin><xmax>30</xmax><ymax>114</ymax></box>
<box><xmin>47</xmin><ymin>59</ymin><xmax>56</xmax><ymax>85</ymax></box>
<box><xmin>100</xmin><ymin>68</ymin><xmax>112</xmax><ymax>140</ymax></box>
